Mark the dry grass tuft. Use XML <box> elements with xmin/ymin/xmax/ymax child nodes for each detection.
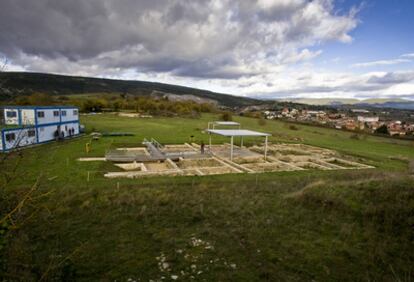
<box><xmin>284</xmin><ymin>180</ymin><xmax>326</xmax><ymax>200</ymax></box>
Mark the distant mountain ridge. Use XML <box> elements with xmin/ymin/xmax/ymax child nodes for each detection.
<box><xmin>0</xmin><ymin>72</ymin><xmax>262</xmax><ymax>107</ymax></box>
<box><xmin>283</xmin><ymin>98</ymin><xmax>414</xmax><ymax>110</ymax></box>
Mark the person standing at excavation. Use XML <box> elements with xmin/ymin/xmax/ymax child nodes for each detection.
<box><xmin>200</xmin><ymin>141</ymin><xmax>205</xmax><ymax>154</ymax></box>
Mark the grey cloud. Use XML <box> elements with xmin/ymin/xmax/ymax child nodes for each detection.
<box><xmin>163</xmin><ymin>0</ymin><xmax>210</xmax><ymax>25</ymax></box>
<box><xmin>264</xmin><ymin>84</ymin><xmax>381</xmax><ymax>96</ymax></box>
<box><xmin>257</xmin><ymin>0</ymin><xmax>308</xmax><ymax>22</ymax></box>
<box><xmin>254</xmin><ymin>71</ymin><xmax>414</xmax><ymax>99</ymax></box>
<box><xmin>173</xmin><ymin>65</ymin><xmax>259</xmax><ymax>79</ymax></box>
<box><xmin>0</xmin><ymin>0</ymin><xmax>358</xmax><ymax>79</ymax></box>
<box><xmin>367</xmin><ymin>72</ymin><xmax>414</xmax><ymax>85</ymax></box>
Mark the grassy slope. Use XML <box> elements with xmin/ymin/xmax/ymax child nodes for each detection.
<box><xmin>1</xmin><ymin>114</ymin><xmax>414</xmax><ymax>281</ymax></box>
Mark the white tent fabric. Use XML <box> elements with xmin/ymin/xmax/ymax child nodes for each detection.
<box><xmin>212</xmin><ymin>121</ymin><xmax>240</xmax><ymax>126</ymax></box>
<box><xmin>207</xmin><ymin>129</ymin><xmax>271</xmax><ymax>160</ymax></box>
<box><xmin>207</xmin><ymin>129</ymin><xmax>270</xmax><ymax>137</ymax></box>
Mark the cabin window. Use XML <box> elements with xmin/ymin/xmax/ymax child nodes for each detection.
<box><xmin>39</xmin><ymin>127</ymin><xmax>44</xmax><ymax>132</ymax></box>
<box><xmin>5</xmin><ymin>133</ymin><xmax>16</xmax><ymax>142</ymax></box>
<box><xmin>73</xmin><ymin>110</ymin><xmax>78</xmax><ymax>116</ymax></box>
<box><xmin>65</xmin><ymin>125</ymin><xmax>68</xmax><ymax>131</ymax></box>
<box><xmin>53</xmin><ymin>111</ymin><xmax>59</xmax><ymax>117</ymax></box>
<box><xmin>37</xmin><ymin>111</ymin><xmax>45</xmax><ymax>118</ymax></box>
<box><xmin>28</xmin><ymin>129</ymin><xmax>36</xmax><ymax>137</ymax></box>
<box><xmin>61</xmin><ymin>110</ymin><xmax>67</xmax><ymax>116</ymax></box>
<box><xmin>6</xmin><ymin>111</ymin><xmax>17</xmax><ymax>118</ymax></box>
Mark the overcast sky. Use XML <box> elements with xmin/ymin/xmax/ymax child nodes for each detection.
<box><xmin>1</xmin><ymin>0</ymin><xmax>414</xmax><ymax>100</ymax></box>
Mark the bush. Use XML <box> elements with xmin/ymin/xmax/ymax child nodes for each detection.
<box><xmin>258</xmin><ymin>118</ymin><xmax>266</xmax><ymax>126</ymax></box>
<box><xmin>221</xmin><ymin>112</ymin><xmax>233</xmax><ymax>121</ymax></box>
<box><xmin>350</xmin><ymin>134</ymin><xmax>360</xmax><ymax>140</ymax></box>
<box><xmin>289</xmin><ymin>125</ymin><xmax>298</xmax><ymax>130</ymax></box>
<box><xmin>375</xmin><ymin>124</ymin><xmax>389</xmax><ymax>135</ymax></box>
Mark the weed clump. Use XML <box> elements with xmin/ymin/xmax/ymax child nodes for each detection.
<box><xmin>258</xmin><ymin>118</ymin><xmax>266</xmax><ymax>126</ymax></box>
<box><xmin>350</xmin><ymin>134</ymin><xmax>360</xmax><ymax>140</ymax></box>
<box><xmin>220</xmin><ymin>112</ymin><xmax>233</xmax><ymax>121</ymax></box>
<box><xmin>409</xmin><ymin>160</ymin><xmax>414</xmax><ymax>174</ymax></box>
<box><xmin>289</xmin><ymin>125</ymin><xmax>299</xmax><ymax>130</ymax></box>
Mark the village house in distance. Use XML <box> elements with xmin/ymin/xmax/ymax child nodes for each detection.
<box><xmin>263</xmin><ymin>107</ymin><xmax>414</xmax><ymax>137</ymax></box>
<box><xmin>0</xmin><ymin>106</ymin><xmax>80</xmax><ymax>152</ymax></box>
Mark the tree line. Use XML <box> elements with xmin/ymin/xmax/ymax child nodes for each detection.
<box><xmin>4</xmin><ymin>93</ymin><xmax>216</xmax><ymax>117</ymax></box>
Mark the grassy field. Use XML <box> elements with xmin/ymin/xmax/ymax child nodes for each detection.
<box><xmin>1</xmin><ymin>113</ymin><xmax>414</xmax><ymax>281</ymax></box>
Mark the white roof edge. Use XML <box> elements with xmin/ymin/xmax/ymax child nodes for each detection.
<box><xmin>212</xmin><ymin>121</ymin><xmax>240</xmax><ymax>125</ymax></box>
<box><xmin>207</xmin><ymin>129</ymin><xmax>271</xmax><ymax>137</ymax></box>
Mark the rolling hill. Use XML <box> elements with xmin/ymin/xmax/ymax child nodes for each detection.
<box><xmin>0</xmin><ymin>72</ymin><xmax>263</xmax><ymax>107</ymax></box>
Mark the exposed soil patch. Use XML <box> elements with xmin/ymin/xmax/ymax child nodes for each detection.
<box><xmin>177</xmin><ymin>158</ymin><xmax>222</xmax><ymax>169</ymax></box>
<box><xmin>146</xmin><ymin>162</ymin><xmax>172</xmax><ymax>171</ymax></box>
<box><xmin>115</xmin><ymin>162</ymin><xmax>143</xmax><ymax>171</ymax></box>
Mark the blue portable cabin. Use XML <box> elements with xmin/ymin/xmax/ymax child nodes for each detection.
<box><xmin>1</xmin><ymin>105</ymin><xmax>80</xmax><ymax>152</ymax></box>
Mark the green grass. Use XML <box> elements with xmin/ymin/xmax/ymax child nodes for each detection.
<box><xmin>1</xmin><ymin>113</ymin><xmax>414</xmax><ymax>281</ymax></box>
<box><xmin>81</xmin><ymin>113</ymin><xmax>414</xmax><ymax>170</ymax></box>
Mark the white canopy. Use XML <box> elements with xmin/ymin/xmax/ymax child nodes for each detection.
<box><xmin>207</xmin><ymin>121</ymin><xmax>241</xmax><ymax>130</ymax></box>
<box><xmin>212</xmin><ymin>121</ymin><xmax>240</xmax><ymax>126</ymax></box>
<box><xmin>207</xmin><ymin>129</ymin><xmax>270</xmax><ymax>137</ymax></box>
<box><xmin>207</xmin><ymin>129</ymin><xmax>271</xmax><ymax>161</ymax></box>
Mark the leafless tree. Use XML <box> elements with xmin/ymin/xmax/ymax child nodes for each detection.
<box><xmin>0</xmin><ymin>56</ymin><xmax>8</xmax><ymax>98</ymax></box>
<box><xmin>0</xmin><ymin>125</ymin><xmax>50</xmax><ymax>279</ymax></box>
<box><xmin>0</xmin><ymin>57</ymin><xmax>7</xmax><ymax>72</ymax></box>
<box><xmin>1</xmin><ymin>128</ymin><xmax>41</xmax><ymax>221</ymax></box>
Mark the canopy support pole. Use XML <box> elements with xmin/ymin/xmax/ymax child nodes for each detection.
<box><xmin>230</xmin><ymin>136</ymin><xmax>234</xmax><ymax>161</ymax></box>
<box><xmin>241</xmin><ymin>136</ymin><xmax>243</xmax><ymax>148</ymax></box>
<box><xmin>209</xmin><ymin>134</ymin><xmax>212</xmax><ymax>151</ymax></box>
<box><xmin>264</xmin><ymin>136</ymin><xmax>268</xmax><ymax>161</ymax></box>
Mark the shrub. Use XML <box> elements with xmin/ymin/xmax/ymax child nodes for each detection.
<box><xmin>350</xmin><ymin>134</ymin><xmax>360</xmax><ymax>140</ymax></box>
<box><xmin>221</xmin><ymin>112</ymin><xmax>233</xmax><ymax>121</ymax></box>
<box><xmin>258</xmin><ymin>118</ymin><xmax>266</xmax><ymax>126</ymax></box>
<box><xmin>289</xmin><ymin>125</ymin><xmax>298</xmax><ymax>130</ymax></box>
<box><xmin>375</xmin><ymin>124</ymin><xmax>389</xmax><ymax>135</ymax></box>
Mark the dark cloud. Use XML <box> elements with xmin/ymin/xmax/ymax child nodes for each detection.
<box><xmin>0</xmin><ymin>0</ymin><xmax>358</xmax><ymax>79</ymax></box>
<box><xmin>2</xmin><ymin>0</ymin><xmax>409</xmax><ymax>102</ymax></box>
<box><xmin>258</xmin><ymin>0</ymin><xmax>308</xmax><ymax>22</ymax></box>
